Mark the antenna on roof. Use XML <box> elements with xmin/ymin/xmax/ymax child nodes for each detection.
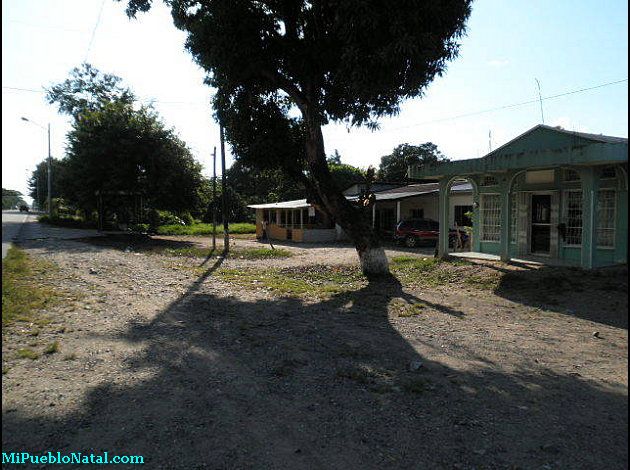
<box><xmin>488</xmin><ymin>130</ymin><xmax>492</xmax><ymax>152</ymax></box>
<box><xmin>535</xmin><ymin>78</ymin><xmax>545</xmax><ymax>124</ymax></box>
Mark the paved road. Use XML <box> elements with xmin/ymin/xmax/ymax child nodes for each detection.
<box><xmin>2</xmin><ymin>210</ymin><xmax>103</xmax><ymax>259</ymax></box>
<box><xmin>2</xmin><ymin>210</ymin><xmax>30</xmax><ymax>259</ymax></box>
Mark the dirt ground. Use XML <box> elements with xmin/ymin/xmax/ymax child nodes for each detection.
<box><xmin>2</xmin><ymin>234</ymin><xmax>628</xmax><ymax>469</ymax></box>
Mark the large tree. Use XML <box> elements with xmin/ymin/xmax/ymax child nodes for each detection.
<box><xmin>378</xmin><ymin>143</ymin><xmax>449</xmax><ymax>182</ymax></box>
<box><xmin>46</xmin><ymin>65</ymin><xmax>209</xmax><ymax>220</ymax></box>
<box><xmin>123</xmin><ymin>0</ymin><xmax>472</xmax><ymax>275</ymax></box>
<box><xmin>2</xmin><ymin>189</ymin><xmax>26</xmax><ymax>210</ymax></box>
<box><xmin>27</xmin><ymin>158</ymin><xmax>67</xmax><ymax>211</ymax></box>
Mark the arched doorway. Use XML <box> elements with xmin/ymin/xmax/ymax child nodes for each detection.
<box><xmin>438</xmin><ymin>176</ymin><xmax>479</xmax><ymax>258</ymax></box>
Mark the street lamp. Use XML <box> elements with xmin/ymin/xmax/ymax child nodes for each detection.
<box><xmin>21</xmin><ymin>117</ymin><xmax>52</xmax><ymax>216</ymax></box>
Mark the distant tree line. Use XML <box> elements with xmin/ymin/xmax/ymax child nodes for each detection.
<box><xmin>31</xmin><ymin>64</ymin><xmax>447</xmax><ymax>228</ymax></box>
<box><xmin>2</xmin><ymin>189</ymin><xmax>27</xmax><ymax>210</ymax></box>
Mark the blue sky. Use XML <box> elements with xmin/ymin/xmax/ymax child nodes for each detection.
<box><xmin>2</xmin><ymin>0</ymin><xmax>628</xmax><ymax>201</ymax></box>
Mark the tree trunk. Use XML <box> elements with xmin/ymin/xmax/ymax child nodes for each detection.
<box><xmin>301</xmin><ymin>109</ymin><xmax>390</xmax><ymax>277</ymax></box>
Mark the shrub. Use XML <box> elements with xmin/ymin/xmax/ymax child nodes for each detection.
<box><xmin>181</xmin><ymin>211</ymin><xmax>195</xmax><ymax>226</ymax></box>
<box><xmin>129</xmin><ymin>223</ymin><xmax>150</xmax><ymax>234</ymax></box>
<box><xmin>147</xmin><ymin>209</ymin><xmax>184</xmax><ymax>231</ymax></box>
<box><xmin>38</xmin><ymin>215</ymin><xmax>96</xmax><ymax>229</ymax></box>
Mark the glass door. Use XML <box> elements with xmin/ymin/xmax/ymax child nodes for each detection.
<box><xmin>531</xmin><ymin>194</ymin><xmax>551</xmax><ymax>253</ymax></box>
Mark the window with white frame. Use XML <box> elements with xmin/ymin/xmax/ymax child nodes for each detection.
<box><xmin>510</xmin><ymin>197</ymin><xmax>518</xmax><ymax>243</ymax></box>
<box><xmin>563</xmin><ymin>191</ymin><xmax>582</xmax><ymax>246</ymax></box>
<box><xmin>481</xmin><ymin>194</ymin><xmax>501</xmax><ymax>242</ymax></box>
<box><xmin>597</xmin><ymin>190</ymin><xmax>616</xmax><ymax>247</ymax></box>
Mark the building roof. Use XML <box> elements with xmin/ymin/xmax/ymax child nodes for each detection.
<box><xmin>248</xmin><ymin>199</ymin><xmax>310</xmax><ymax>210</ymax></box>
<box><xmin>485</xmin><ymin>124</ymin><xmax>628</xmax><ymax>158</ymax></box>
<box><xmin>409</xmin><ymin>124</ymin><xmax>628</xmax><ymax>179</ymax></box>
<box><xmin>248</xmin><ymin>182</ymin><xmax>472</xmax><ymax>210</ymax></box>
<box><xmin>349</xmin><ymin>182</ymin><xmax>471</xmax><ymax>201</ymax></box>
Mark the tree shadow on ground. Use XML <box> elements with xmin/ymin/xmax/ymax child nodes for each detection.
<box><xmin>2</xmin><ymin>261</ymin><xmax>628</xmax><ymax>469</ymax></box>
<box><xmin>75</xmin><ymin>234</ymin><xmax>201</xmax><ymax>253</ymax></box>
<box><xmin>492</xmin><ymin>263</ymin><xmax>628</xmax><ymax>329</ymax></box>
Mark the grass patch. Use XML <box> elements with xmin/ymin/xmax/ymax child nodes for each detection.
<box><xmin>2</xmin><ymin>247</ymin><xmax>62</xmax><ymax>329</ymax></box>
<box><xmin>217</xmin><ymin>264</ymin><xmax>366</xmax><ymax>298</ymax></box>
<box><xmin>16</xmin><ymin>348</ymin><xmax>40</xmax><ymax>360</ymax></box>
<box><xmin>156</xmin><ymin>222</ymin><xmax>256</xmax><ymax>236</ymax></box>
<box><xmin>397</xmin><ymin>302</ymin><xmax>426</xmax><ymax>318</ymax></box>
<box><xmin>234</xmin><ymin>248</ymin><xmax>293</xmax><ymax>259</ymax></box>
<box><xmin>390</xmin><ymin>256</ymin><xmax>501</xmax><ymax>290</ymax></box>
<box><xmin>157</xmin><ymin>246</ymin><xmax>292</xmax><ymax>260</ymax></box>
<box><xmin>44</xmin><ymin>341</ymin><xmax>60</xmax><ymax>355</ymax></box>
<box><xmin>391</xmin><ymin>256</ymin><xmax>462</xmax><ymax>287</ymax></box>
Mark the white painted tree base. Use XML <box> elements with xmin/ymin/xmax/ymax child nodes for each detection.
<box><xmin>358</xmin><ymin>246</ymin><xmax>390</xmax><ymax>276</ymax></box>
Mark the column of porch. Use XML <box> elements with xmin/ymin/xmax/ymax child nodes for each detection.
<box><xmin>437</xmin><ymin>179</ymin><xmax>449</xmax><ymax>258</ymax></box>
<box><xmin>579</xmin><ymin>167</ymin><xmax>599</xmax><ymax>269</ymax></box>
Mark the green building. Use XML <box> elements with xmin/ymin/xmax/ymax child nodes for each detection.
<box><xmin>408</xmin><ymin>125</ymin><xmax>628</xmax><ymax>268</ymax></box>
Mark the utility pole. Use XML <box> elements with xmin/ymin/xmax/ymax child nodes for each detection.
<box><xmin>220</xmin><ymin>125</ymin><xmax>229</xmax><ymax>254</ymax></box>
<box><xmin>535</xmin><ymin>78</ymin><xmax>545</xmax><ymax>124</ymax></box>
<box><xmin>47</xmin><ymin>123</ymin><xmax>52</xmax><ymax>216</ymax></box>
<box><xmin>34</xmin><ymin>174</ymin><xmax>40</xmax><ymax>211</ymax></box>
<box><xmin>21</xmin><ymin>117</ymin><xmax>52</xmax><ymax>216</ymax></box>
<box><xmin>212</xmin><ymin>146</ymin><xmax>217</xmax><ymax>252</ymax></box>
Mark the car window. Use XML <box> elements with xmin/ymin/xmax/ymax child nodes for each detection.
<box><xmin>429</xmin><ymin>221</ymin><xmax>440</xmax><ymax>230</ymax></box>
<box><xmin>412</xmin><ymin>220</ymin><xmax>427</xmax><ymax>230</ymax></box>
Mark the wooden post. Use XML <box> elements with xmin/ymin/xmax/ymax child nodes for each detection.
<box><xmin>220</xmin><ymin>125</ymin><xmax>229</xmax><ymax>254</ymax></box>
<box><xmin>212</xmin><ymin>146</ymin><xmax>217</xmax><ymax>252</ymax></box>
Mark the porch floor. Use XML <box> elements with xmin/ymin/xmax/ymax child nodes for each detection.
<box><xmin>448</xmin><ymin>251</ymin><xmax>576</xmax><ymax>267</ymax></box>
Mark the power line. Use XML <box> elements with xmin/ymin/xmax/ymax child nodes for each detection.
<box><xmin>4</xmin><ymin>77</ymin><xmax>627</xmax><ymax>121</ymax></box>
<box><xmin>2</xmin><ymin>86</ymin><xmax>45</xmax><ymax>93</ymax></box>
<box><xmin>384</xmin><ymin>78</ymin><xmax>628</xmax><ymax>132</ymax></box>
<box><xmin>2</xmin><ymin>86</ymin><xmax>210</xmax><ymax>107</ymax></box>
<box><xmin>84</xmin><ymin>0</ymin><xmax>107</xmax><ymax>63</ymax></box>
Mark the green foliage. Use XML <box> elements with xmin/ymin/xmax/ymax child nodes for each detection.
<box><xmin>156</xmin><ymin>222</ymin><xmax>256</xmax><ymax>236</ymax></box>
<box><xmin>46</xmin><ymin>65</ymin><xmax>209</xmax><ymax>221</ymax></box>
<box><xmin>225</xmin><ymin>161</ymin><xmax>304</xmax><ymax>208</ymax></box>
<box><xmin>2</xmin><ymin>247</ymin><xmax>60</xmax><ymax>329</ymax></box>
<box><xmin>28</xmin><ymin>159</ymin><xmax>67</xmax><ymax>211</ymax></box>
<box><xmin>2</xmin><ymin>188</ymin><xmax>26</xmax><ymax>210</ymax></box>
<box><xmin>17</xmin><ymin>348</ymin><xmax>40</xmax><ymax>360</ymax></box>
<box><xmin>44</xmin><ymin>341</ymin><xmax>60</xmax><ymax>355</ymax></box>
<box><xmin>157</xmin><ymin>246</ymin><xmax>291</xmax><ymax>259</ymax></box>
<box><xmin>378</xmin><ymin>143</ymin><xmax>449</xmax><ymax>182</ymax></box>
<box><xmin>46</xmin><ymin>63</ymin><xmax>135</xmax><ymax>118</ymax></box>
<box><xmin>124</xmin><ymin>0</ymin><xmax>472</xmax><ymax>266</ymax></box>
<box><xmin>151</xmin><ymin>210</ymin><xmax>185</xmax><ymax>227</ymax></box>
<box><xmin>181</xmin><ymin>212</ymin><xmax>195</xmax><ymax>226</ymax></box>
<box><xmin>129</xmin><ymin>223</ymin><xmax>150</xmax><ymax>233</ymax></box>
<box><xmin>327</xmin><ymin>150</ymin><xmax>342</xmax><ymax>165</ymax></box>
<box><xmin>217</xmin><ymin>265</ymin><xmax>367</xmax><ymax>298</ymax></box>
<box><xmin>38</xmin><ymin>214</ymin><xmax>96</xmax><ymax>229</ymax></box>
<box><xmin>329</xmin><ymin>163</ymin><xmax>366</xmax><ymax>192</ymax></box>
<box><xmin>126</xmin><ymin>0</ymin><xmax>472</xmax><ymax>126</ymax></box>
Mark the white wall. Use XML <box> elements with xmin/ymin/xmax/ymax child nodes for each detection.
<box><xmin>397</xmin><ymin>193</ymin><xmax>473</xmax><ymax>228</ymax></box>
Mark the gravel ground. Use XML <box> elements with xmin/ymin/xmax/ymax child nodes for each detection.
<box><xmin>2</xmin><ymin>236</ymin><xmax>627</xmax><ymax>469</ymax></box>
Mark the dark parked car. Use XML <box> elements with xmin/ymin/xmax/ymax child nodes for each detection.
<box><xmin>18</xmin><ymin>204</ymin><xmax>29</xmax><ymax>213</ymax></box>
<box><xmin>394</xmin><ymin>218</ymin><xmax>468</xmax><ymax>248</ymax></box>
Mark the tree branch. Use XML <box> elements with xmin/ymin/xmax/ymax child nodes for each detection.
<box><xmin>259</xmin><ymin>69</ymin><xmax>310</xmax><ymax>115</ymax></box>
